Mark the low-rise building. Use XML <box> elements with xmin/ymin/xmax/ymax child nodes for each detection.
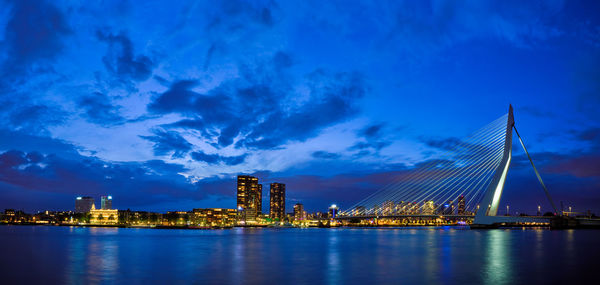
<box><xmin>89</xmin><ymin>204</ymin><xmax>118</xmax><ymax>225</ymax></box>
<box><xmin>192</xmin><ymin>208</ymin><xmax>238</xmax><ymax>227</ymax></box>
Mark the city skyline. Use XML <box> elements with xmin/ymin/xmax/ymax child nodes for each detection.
<box><xmin>0</xmin><ymin>0</ymin><xmax>599</xmax><ymax>214</ymax></box>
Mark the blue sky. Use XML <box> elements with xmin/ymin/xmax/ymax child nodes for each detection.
<box><xmin>0</xmin><ymin>0</ymin><xmax>599</xmax><ymax>214</ymax></box>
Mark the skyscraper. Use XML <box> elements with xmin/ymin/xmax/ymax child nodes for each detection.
<box><xmin>293</xmin><ymin>203</ymin><xmax>305</xmax><ymax>221</ymax></box>
<box><xmin>237</xmin><ymin>176</ymin><xmax>261</xmax><ymax>220</ymax></box>
<box><xmin>269</xmin><ymin>183</ymin><xmax>285</xmax><ymax>220</ymax></box>
<box><xmin>75</xmin><ymin>196</ymin><xmax>94</xmax><ymax>213</ymax></box>
<box><xmin>328</xmin><ymin>204</ymin><xmax>339</xmax><ymax>218</ymax></box>
<box><xmin>257</xmin><ymin>184</ymin><xmax>263</xmax><ymax>215</ymax></box>
<box><xmin>101</xmin><ymin>195</ymin><xmax>113</xmax><ymax>210</ymax></box>
<box><xmin>457</xmin><ymin>195</ymin><xmax>465</xmax><ymax>215</ymax></box>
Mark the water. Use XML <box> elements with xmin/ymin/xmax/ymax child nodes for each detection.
<box><xmin>0</xmin><ymin>226</ymin><xmax>598</xmax><ymax>284</ymax></box>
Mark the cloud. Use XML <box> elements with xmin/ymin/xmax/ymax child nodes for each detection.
<box><xmin>420</xmin><ymin>136</ymin><xmax>463</xmax><ymax>151</ymax></box>
<box><xmin>78</xmin><ymin>92</ymin><xmax>124</xmax><ymax>125</ymax></box>
<box><xmin>150</xmin><ymin>54</ymin><xmax>367</xmax><ymax>150</ymax></box>
<box><xmin>140</xmin><ymin>129</ymin><xmax>193</xmax><ymax>158</ymax></box>
<box><xmin>1</xmin><ymin>0</ymin><xmax>70</xmax><ymax>65</ymax></box>
<box><xmin>348</xmin><ymin>123</ymin><xmax>391</xmax><ymax>153</ymax></box>
<box><xmin>312</xmin><ymin>151</ymin><xmax>341</xmax><ymax>160</ymax></box>
<box><xmin>190</xmin><ymin>151</ymin><xmax>247</xmax><ymax>166</ymax></box>
<box><xmin>96</xmin><ymin>30</ymin><xmax>155</xmax><ymax>82</ymax></box>
<box><xmin>0</xmin><ymin>149</ymin><xmax>205</xmax><ymax>211</ymax></box>
<box><xmin>0</xmin><ymin>0</ymin><xmax>70</xmax><ymax>89</ymax></box>
<box><xmin>8</xmin><ymin>104</ymin><xmax>65</xmax><ymax>133</ymax></box>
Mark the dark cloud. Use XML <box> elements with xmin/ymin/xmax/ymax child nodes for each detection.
<box><xmin>78</xmin><ymin>92</ymin><xmax>124</xmax><ymax>125</ymax></box>
<box><xmin>312</xmin><ymin>151</ymin><xmax>341</xmax><ymax>160</ymax></box>
<box><xmin>8</xmin><ymin>104</ymin><xmax>65</xmax><ymax>133</ymax></box>
<box><xmin>208</xmin><ymin>0</ymin><xmax>277</xmax><ymax>30</ymax></box>
<box><xmin>0</xmin><ymin>0</ymin><xmax>70</xmax><ymax>81</ymax></box>
<box><xmin>190</xmin><ymin>151</ymin><xmax>247</xmax><ymax>166</ymax></box>
<box><xmin>0</xmin><ymin>149</ymin><xmax>205</xmax><ymax>211</ymax></box>
<box><xmin>349</xmin><ymin>123</ymin><xmax>391</xmax><ymax>153</ymax></box>
<box><xmin>361</xmin><ymin>123</ymin><xmax>385</xmax><ymax>138</ymax></box>
<box><xmin>576</xmin><ymin>127</ymin><xmax>600</xmax><ymax>145</ymax></box>
<box><xmin>140</xmin><ymin>129</ymin><xmax>193</xmax><ymax>158</ymax></box>
<box><xmin>0</xmin><ymin>129</ymin><xmax>80</xmax><ymax>160</ymax></box>
<box><xmin>150</xmin><ymin>54</ymin><xmax>366</xmax><ymax>150</ymax></box>
<box><xmin>420</xmin><ymin>136</ymin><xmax>463</xmax><ymax>151</ymax></box>
<box><xmin>96</xmin><ymin>30</ymin><xmax>155</xmax><ymax>82</ymax></box>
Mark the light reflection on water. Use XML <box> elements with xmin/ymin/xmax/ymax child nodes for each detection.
<box><xmin>484</xmin><ymin>230</ymin><xmax>512</xmax><ymax>285</ymax></box>
<box><xmin>0</xmin><ymin>226</ymin><xmax>598</xmax><ymax>284</ymax></box>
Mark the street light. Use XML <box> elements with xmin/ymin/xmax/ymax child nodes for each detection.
<box><xmin>506</xmin><ymin>205</ymin><xmax>509</xmax><ymax>216</ymax></box>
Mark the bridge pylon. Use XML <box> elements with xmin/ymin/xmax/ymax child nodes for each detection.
<box><xmin>472</xmin><ymin>105</ymin><xmax>558</xmax><ymax>228</ymax></box>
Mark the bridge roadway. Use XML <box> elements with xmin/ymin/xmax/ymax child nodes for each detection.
<box><xmin>332</xmin><ymin>214</ymin><xmax>478</xmax><ymax>220</ymax></box>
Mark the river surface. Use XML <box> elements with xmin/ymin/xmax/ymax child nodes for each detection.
<box><xmin>0</xmin><ymin>225</ymin><xmax>598</xmax><ymax>284</ymax></box>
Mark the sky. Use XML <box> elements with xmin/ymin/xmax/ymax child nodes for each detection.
<box><xmin>0</xmin><ymin>0</ymin><xmax>599</xmax><ymax>214</ymax></box>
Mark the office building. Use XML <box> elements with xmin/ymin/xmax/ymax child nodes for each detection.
<box><xmin>75</xmin><ymin>196</ymin><xmax>95</xmax><ymax>213</ymax></box>
<box><xmin>269</xmin><ymin>183</ymin><xmax>286</xmax><ymax>220</ymax></box>
<box><xmin>101</xmin><ymin>195</ymin><xmax>113</xmax><ymax>210</ymax></box>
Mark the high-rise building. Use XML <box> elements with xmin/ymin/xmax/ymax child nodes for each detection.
<box><xmin>422</xmin><ymin>200</ymin><xmax>435</xmax><ymax>215</ymax></box>
<box><xmin>237</xmin><ymin>176</ymin><xmax>261</xmax><ymax>220</ymax></box>
<box><xmin>457</xmin><ymin>195</ymin><xmax>465</xmax><ymax>215</ymax></box>
<box><xmin>354</xmin><ymin>206</ymin><xmax>366</xmax><ymax>216</ymax></box>
<box><xmin>258</xmin><ymin>184</ymin><xmax>263</xmax><ymax>215</ymax></box>
<box><xmin>269</xmin><ymin>183</ymin><xmax>286</xmax><ymax>220</ymax></box>
<box><xmin>101</xmin><ymin>196</ymin><xmax>113</xmax><ymax>210</ymax></box>
<box><xmin>382</xmin><ymin>200</ymin><xmax>394</xmax><ymax>215</ymax></box>
<box><xmin>75</xmin><ymin>196</ymin><xmax>95</xmax><ymax>213</ymax></box>
<box><xmin>442</xmin><ymin>199</ymin><xmax>454</xmax><ymax>215</ymax></box>
<box><xmin>293</xmin><ymin>203</ymin><xmax>305</xmax><ymax>221</ymax></box>
<box><xmin>328</xmin><ymin>204</ymin><xmax>339</xmax><ymax>218</ymax></box>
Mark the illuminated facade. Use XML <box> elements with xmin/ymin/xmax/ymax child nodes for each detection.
<box><xmin>75</xmin><ymin>196</ymin><xmax>94</xmax><ymax>213</ymax></box>
<box><xmin>293</xmin><ymin>203</ymin><xmax>305</xmax><ymax>221</ymax></box>
<box><xmin>422</xmin><ymin>200</ymin><xmax>435</xmax><ymax>215</ymax></box>
<box><xmin>457</xmin><ymin>195</ymin><xmax>465</xmax><ymax>215</ymax></box>
<box><xmin>89</xmin><ymin>204</ymin><xmax>118</xmax><ymax>224</ymax></box>
<box><xmin>237</xmin><ymin>176</ymin><xmax>261</xmax><ymax>221</ymax></box>
<box><xmin>192</xmin><ymin>208</ymin><xmax>238</xmax><ymax>227</ymax></box>
<box><xmin>328</xmin><ymin>204</ymin><xmax>338</xmax><ymax>218</ymax></box>
<box><xmin>269</xmin><ymin>183</ymin><xmax>286</xmax><ymax>220</ymax></box>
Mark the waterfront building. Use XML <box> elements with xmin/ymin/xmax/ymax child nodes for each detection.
<box><xmin>423</xmin><ymin>200</ymin><xmax>435</xmax><ymax>215</ymax></box>
<box><xmin>258</xmin><ymin>184</ymin><xmax>263</xmax><ymax>215</ymax></box>
<box><xmin>442</xmin><ymin>199</ymin><xmax>454</xmax><ymax>215</ymax></box>
<box><xmin>163</xmin><ymin>211</ymin><xmax>190</xmax><ymax>226</ymax></box>
<box><xmin>237</xmin><ymin>175</ymin><xmax>261</xmax><ymax>221</ymax></box>
<box><xmin>382</xmin><ymin>200</ymin><xmax>395</xmax><ymax>215</ymax></box>
<box><xmin>328</xmin><ymin>204</ymin><xmax>339</xmax><ymax>218</ymax></box>
<box><xmin>457</xmin><ymin>195</ymin><xmax>466</xmax><ymax>215</ymax></box>
<box><xmin>372</xmin><ymin>204</ymin><xmax>381</xmax><ymax>216</ymax></box>
<box><xmin>269</xmin><ymin>183</ymin><xmax>286</xmax><ymax>220</ymax></box>
<box><xmin>101</xmin><ymin>195</ymin><xmax>113</xmax><ymax>210</ymax></box>
<box><xmin>192</xmin><ymin>208</ymin><xmax>238</xmax><ymax>227</ymax></box>
<box><xmin>354</xmin><ymin>206</ymin><xmax>366</xmax><ymax>216</ymax></box>
<box><xmin>89</xmin><ymin>203</ymin><xmax>118</xmax><ymax>224</ymax></box>
<box><xmin>293</xmin><ymin>203</ymin><xmax>305</xmax><ymax>221</ymax></box>
<box><xmin>75</xmin><ymin>196</ymin><xmax>94</xmax><ymax>213</ymax></box>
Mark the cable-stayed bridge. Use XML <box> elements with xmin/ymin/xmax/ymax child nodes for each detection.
<box><xmin>337</xmin><ymin>105</ymin><xmax>596</xmax><ymax>228</ymax></box>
